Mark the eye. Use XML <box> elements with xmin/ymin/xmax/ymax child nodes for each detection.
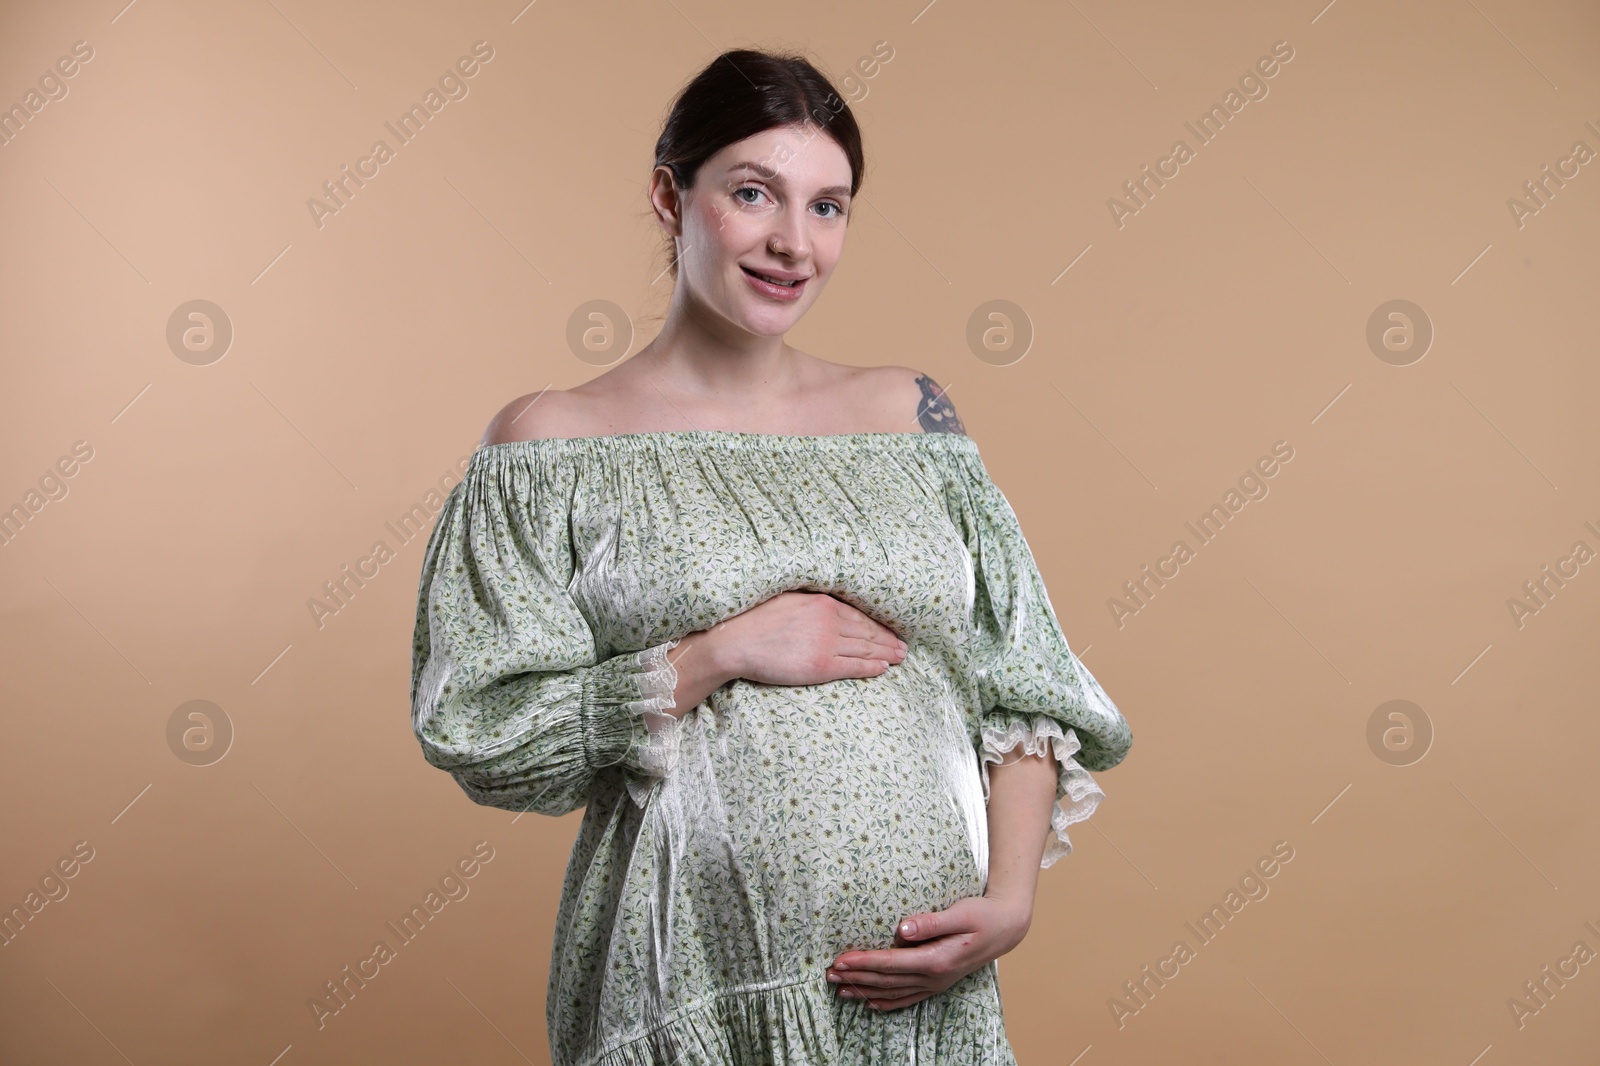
<box><xmin>734</xmin><ymin>185</ymin><xmax>768</xmax><ymax>206</ymax></box>
<box><xmin>815</xmin><ymin>201</ymin><xmax>846</xmax><ymax>219</ymax></box>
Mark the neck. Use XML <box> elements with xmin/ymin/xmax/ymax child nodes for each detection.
<box><xmin>638</xmin><ymin>298</ymin><xmax>799</xmax><ymax>402</ymax></box>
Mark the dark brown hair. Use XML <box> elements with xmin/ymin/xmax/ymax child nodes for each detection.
<box><xmin>651</xmin><ymin>47</ymin><xmax>866</xmax><ymax>282</ymax></box>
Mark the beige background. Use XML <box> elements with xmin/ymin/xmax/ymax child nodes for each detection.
<box><xmin>2</xmin><ymin>0</ymin><xmax>1598</xmax><ymax>1062</ymax></box>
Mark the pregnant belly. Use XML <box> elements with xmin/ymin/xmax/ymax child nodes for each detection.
<box><xmin>684</xmin><ymin>658</ymin><xmax>988</xmax><ymax>967</ymax></box>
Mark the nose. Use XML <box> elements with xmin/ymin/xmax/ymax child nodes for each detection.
<box><xmin>767</xmin><ymin>204</ymin><xmax>811</xmax><ymax>261</ymax></box>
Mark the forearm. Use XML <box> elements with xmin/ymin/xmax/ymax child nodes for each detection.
<box><xmin>983</xmin><ymin>750</ymin><xmax>1059</xmax><ymax>922</ymax></box>
<box><xmin>665</xmin><ymin>628</ymin><xmax>741</xmax><ymax>718</ymax></box>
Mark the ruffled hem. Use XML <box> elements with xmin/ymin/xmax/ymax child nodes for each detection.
<box><xmin>623</xmin><ymin>637</ymin><xmax>683</xmax><ymax>807</ymax></box>
<box><xmin>576</xmin><ymin>636</ymin><xmax>684</xmax><ymax>808</ymax></box>
<box><xmin>563</xmin><ymin>973</ymin><xmax>1016</xmax><ymax>1066</ymax></box>
<box><xmin>978</xmin><ymin>714</ymin><xmax>1105</xmax><ymax>868</ymax></box>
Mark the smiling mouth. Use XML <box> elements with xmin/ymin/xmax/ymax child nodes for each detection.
<box><xmin>741</xmin><ymin>266</ymin><xmax>806</xmax><ymax>287</ymax></box>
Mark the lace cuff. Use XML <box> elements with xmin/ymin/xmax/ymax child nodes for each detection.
<box><xmin>979</xmin><ymin>713</ymin><xmax>1106</xmax><ymax>868</ymax></box>
<box><xmin>578</xmin><ymin>637</ymin><xmax>683</xmax><ymax>808</ymax></box>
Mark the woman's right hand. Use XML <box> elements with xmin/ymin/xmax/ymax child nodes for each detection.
<box><xmin>713</xmin><ymin>590</ymin><xmax>908</xmax><ymax>687</ymax></box>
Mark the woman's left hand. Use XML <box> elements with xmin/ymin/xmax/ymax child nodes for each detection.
<box><xmin>825</xmin><ymin>894</ymin><xmax>1033</xmax><ymax>1011</ymax></box>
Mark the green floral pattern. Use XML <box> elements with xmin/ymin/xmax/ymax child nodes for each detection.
<box><xmin>410</xmin><ymin>431</ymin><xmax>1132</xmax><ymax>1066</ymax></box>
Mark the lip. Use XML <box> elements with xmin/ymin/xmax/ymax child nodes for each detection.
<box><xmin>740</xmin><ymin>265</ymin><xmax>810</xmax><ymax>301</ymax></box>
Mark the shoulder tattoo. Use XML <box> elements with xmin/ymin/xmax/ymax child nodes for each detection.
<box><xmin>914</xmin><ymin>373</ymin><xmax>967</xmax><ymax>435</ymax></box>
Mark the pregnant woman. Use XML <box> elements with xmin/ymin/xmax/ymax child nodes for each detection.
<box><xmin>410</xmin><ymin>47</ymin><xmax>1133</xmax><ymax>1066</ymax></box>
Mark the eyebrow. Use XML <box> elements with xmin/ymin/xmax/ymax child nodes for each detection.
<box><xmin>725</xmin><ymin>161</ymin><xmax>851</xmax><ymax>199</ymax></box>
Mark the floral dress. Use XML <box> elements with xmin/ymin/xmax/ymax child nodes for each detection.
<box><xmin>409</xmin><ymin>430</ymin><xmax>1133</xmax><ymax>1066</ymax></box>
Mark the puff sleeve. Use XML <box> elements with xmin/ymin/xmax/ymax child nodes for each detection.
<box><xmin>409</xmin><ymin>448</ymin><xmax>684</xmax><ymax>815</ymax></box>
<box><xmin>943</xmin><ymin>444</ymin><xmax>1133</xmax><ymax>867</ymax></box>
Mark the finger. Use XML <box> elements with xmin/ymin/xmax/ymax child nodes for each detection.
<box><xmin>864</xmin><ymin>991</ymin><xmax>937</xmax><ymax>1011</ymax></box>
<box><xmin>831</xmin><ymin>653</ymin><xmax>894</xmax><ymax>679</ymax></box>
<box><xmin>833</xmin><ymin>608</ymin><xmax>907</xmax><ymax>652</ymax></box>
<box><xmin>842</xmin><ymin>987</ymin><xmax>930</xmax><ymax>1008</ymax></box>
<box><xmin>832</xmin><ymin>619</ymin><xmax>905</xmax><ymax>652</ymax></box>
<box><xmin>897</xmin><ymin>902</ymin><xmax>981</xmax><ymax>943</ymax></box>
<box><xmin>837</xmin><ymin>636</ymin><xmax>905</xmax><ymax>663</ymax></box>
<box><xmin>861</xmin><ymin>615</ymin><xmax>907</xmax><ymax>648</ymax></box>
<box><xmin>835</xmin><ymin>976</ymin><xmax>931</xmax><ymax>999</ymax></box>
<box><xmin>829</xmin><ymin>967</ymin><xmax>929</xmax><ymax>990</ymax></box>
<box><xmin>896</xmin><ymin>912</ymin><xmax>941</xmax><ymax>942</ymax></box>
<box><xmin>831</xmin><ymin>944</ymin><xmax>944</xmax><ymax>975</ymax></box>
<box><xmin>827</xmin><ymin>640</ymin><xmax>905</xmax><ymax>679</ymax></box>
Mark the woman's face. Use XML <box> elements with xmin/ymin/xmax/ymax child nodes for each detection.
<box><xmin>662</xmin><ymin>123</ymin><xmax>854</xmax><ymax>337</ymax></box>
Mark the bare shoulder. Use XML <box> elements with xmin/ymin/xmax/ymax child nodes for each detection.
<box><xmin>480</xmin><ymin>387</ymin><xmax>580</xmax><ymax>446</ymax></box>
<box><xmin>873</xmin><ymin>365</ymin><xmax>967</xmax><ymax>436</ymax></box>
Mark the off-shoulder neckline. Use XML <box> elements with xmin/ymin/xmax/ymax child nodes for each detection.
<box><xmin>472</xmin><ymin>429</ymin><xmax>980</xmax><ymax>454</ymax></box>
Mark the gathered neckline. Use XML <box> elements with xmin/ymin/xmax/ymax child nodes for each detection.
<box><xmin>472</xmin><ymin>429</ymin><xmax>980</xmax><ymax>454</ymax></box>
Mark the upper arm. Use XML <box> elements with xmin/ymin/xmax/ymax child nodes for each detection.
<box><xmin>882</xmin><ymin>365</ymin><xmax>967</xmax><ymax>435</ymax></box>
<box><xmin>480</xmin><ymin>387</ymin><xmax>569</xmax><ymax>446</ymax></box>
